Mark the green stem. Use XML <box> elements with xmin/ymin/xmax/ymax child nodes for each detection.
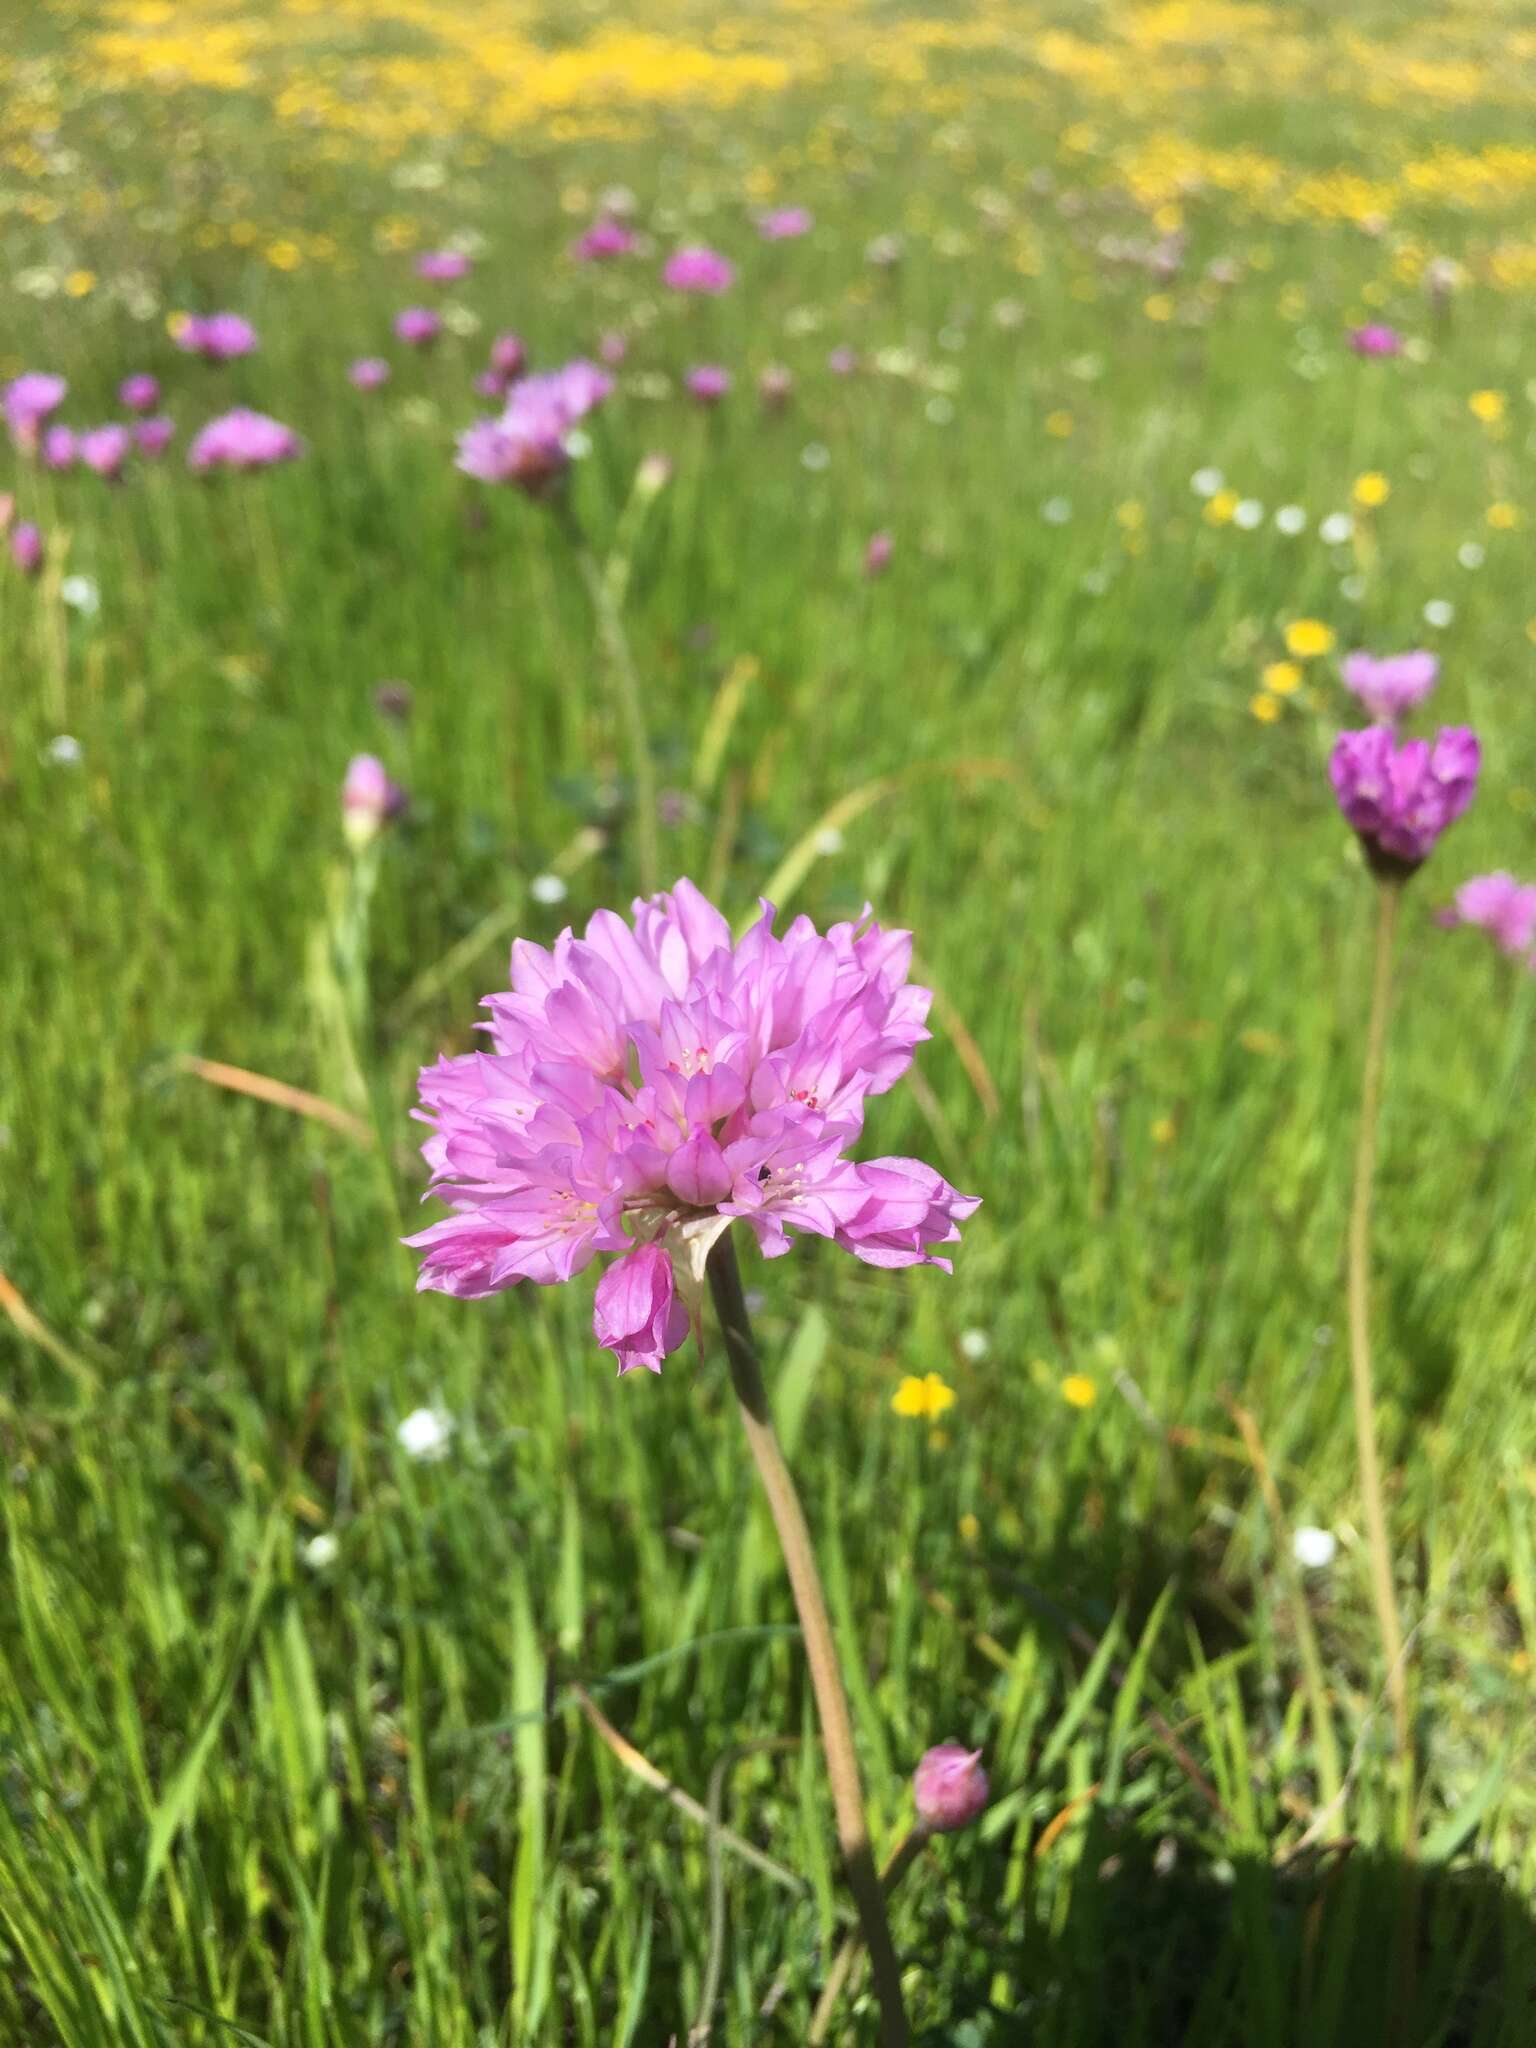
<box><xmin>555</xmin><ymin>498</ymin><xmax>660</xmax><ymax>895</ymax></box>
<box><xmin>706</xmin><ymin>1233</ymin><xmax>909</xmax><ymax>2048</ymax></box>
<box><xmin>808</xmin><ymin>1828</ymin><xmax>926</xmax><ymax>2045</ymax></box>
<box><xmin>1347</xmin><ymin>879</ymin><xmax>1410</xmax><ymax>1767</ymax></box>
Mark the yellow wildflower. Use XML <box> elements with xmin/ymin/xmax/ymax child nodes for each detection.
<box><xmin>1469</xmin><ymin>389</ymin><xmax>1506</xmax><ymax>424</ymax></box>
<box><xmin>1285</xmin><ymin>619</ymin><xmax>1335</xmax><ymax>658</ymax></box>
<box><xmin>1151</xmin><ymin>1115</ymin><xmax>1176</xmax><ymax>1145</ymax></box>
<box><xmin>1061</xmin><ymin>1375</ymin><xmax>1097</xmax><ymax>1409</ymax></box>
<box><xmin>891</xmin><ymin>1372</ymin><xmax>956</xmax><ymax>1421</ymax></box>
<box><xmin>1115</xmin><ymin>501</ymin><xmax>1145</xmax><ymax>530</ymax></box>
<box><xmin>1487</xmin><ymin>502</ymin><xmax>1522</xmax><ymax>530</ymax></box>
<box><xmin>1045</xmin><ymin>409</ymin><xmax>1074</xmax><ymax>438</ymax></box>
<box><xmin>1143</xmin><ymin>292</ymin><xmax>1174</xmax><ymax>322</ymax></box>
<box><xmin>64</xmin><ymin>270</ymin><xmax>96</xmax><ymax>298</ymax></box>
<box><xmin>265</xmin><ymin>239</ymin><xmax>302</xmax><ymax>270</ymax></box>
<box><xmin>1250</xmin><ymin>692</ymin><xmax>1282</xmax><ymax>723</ymax></box>
<box><xmin>1204</xmin><ymin>488</ymin><xmax>1239</xmax><ymax>526</ymax></box>
<box><xmin>1263</xmin><ymin>660</ymin><xmax>1302</xmax><ymax>695</ymax></box>
<box><xmin>958</xmin><ymin>1512</ymin><xmax>980</xmax><ymax>1546</ymax></box>
<box><xmin>1352</xmin><ymin>472</ymin><xmax>1390</xmax><ymax>508</ymax></box>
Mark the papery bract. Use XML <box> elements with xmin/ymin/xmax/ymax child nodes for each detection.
<box><xmin>406</xmin><ymin>881</ymin><xmax>979</xmax><ymax>1374</ymax></box>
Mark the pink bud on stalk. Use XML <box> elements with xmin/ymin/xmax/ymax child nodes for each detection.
<box><xmin>342</xmin><ymin>753</ymin><xmax>406</xmax><ymax>850</ymax></box>
<box><xmin>913</xmin><ymin>1744</ymin><xmax>988</xmax><ymax>1833</ymax></box>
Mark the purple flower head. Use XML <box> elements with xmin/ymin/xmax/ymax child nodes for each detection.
<box><xmin>1341</xmin><ymin>649</ymin><xmax>1438</xmax><ymax>724</ymax></box>
<box><xmin>416</xmin><ymin>249</ymin><xmax>471</xmax><ymax>283</ymax></box>
<box><xmin>827</xmin><ymin>346</ymin><xmax>859</xmax><ymax>377</ymax></box>
<box><xmin>133</xmin><ymin>416</ymin><xmax>176</xmax><ymax>459</ymax></box>
<box><xmin>80</xmin><ymin>425</ymin><xmax>132</xmax><ymax>481</ymax></box>
<box><xmin>1350</xmin><ymin>324</ymin><xmax>1402</xmax><ymax>358</ymax></box>
<box><xmin>518</xmin><ymin>358</ymin><xmax>614</xmax><ymax>426</ymax></box>
<box><xmin>663</xmin><ymin>245</ymin><xmax>735</xmax><ymax>295</ymax></box>
<box><xmin>573</xmin><ymin>218</ymin><xmax>637</xmax><ymax>262</ymax></box>
<box><xmin>593</xmin><ymin>1243</ymin><xmax>690</xmax><ymax>1375</ymax></box>
<box><xmin>342</xmin><ymin>753</ymin><xmax>406</xmax><ymax>848</ymax></box>
<box><xmin>119</xmin><ymin>373</ymin><xmax>160</xmax><ymax>413</ymax></box>
<box><xmin>349</xmin><ymin>357</ymin><xmax>391</xmax><ymax>391</ymax></box>
<box><xmin>188</xmin><ymin>408</ymin><xmax>303</xmax><ymax>473</ymax></box>
<box><xmin>405</xmin><ymin>880</ymin><xmax>979</xmax><ymax>1373</ymax></box>
<box><xmin>864</xmin><ymin>531</ymin><xmax>894</xmax><ymax>578</ymax></box>
<box><xmin>43</xmin><ymin>425</ymin><xmax>77</xmax><ymax>473</ymax></box>
<box><xmin>685</xmin><ymin>364</ymin><xmax>731</xmax><ymax>405</ymax></box>
<box><xmin>473</xmin><ymin>370</ymin><xmax>508</xmax><ymax>401</ymax></box>
<box><xmin>758</xmin><ymin>206</ymin><xmax>813</xmax><ymax>241</ymax></box>
<box><xmin>913</xmin><ymin>1744</ymin><xmax>988</xmax><ymax>1833</ymax></box>
<box><xmin>395</xmin><ymin>307</ymin><xmax>441</xmax><ymax>347</ymax></box>
<box><xmin>758</xmin><ymin>364</ymin><xmax>794</xmax><ymax>409</ymax></box>
<box><xmin>1441</xmin><ymin>872</ymin><xmax>1536</xmax><ymax>962</ymax></box>
<box><xmin>457</xmin><ymin>358</ymin><xmax>613</xmax><ymax>495</ymax></box>
<box><xmin>177</xmin><ymin>313</ymin><xmax>257</xmax><ymax>361</ymax></box>
<box><xmin>489</xmin><ymin>333</ymin><xmax>528</xmax><ymax>382</ymax></box>
<box><xmin>10</xmin><ymin>522</ymin><xmax>43</xmax><ymax>577</ymax></box>
<box><xmin>1329</xmin><ymin>724</ymin><xmax>1480</xmax><ymax>876</ymax></box>
<box><xmin>4</xmin><ymin>372</ymin><xmax>67</xmax><ymax>451</ymax></box>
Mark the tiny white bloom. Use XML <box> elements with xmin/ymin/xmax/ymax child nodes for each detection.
<box><xmin>529</xmin><ymin>872</ymin><xmax>568</xmax><ymax>906</ymax></box>
<box><xmin>1340</xmin><ymin>574</ymin><xmax>1367</xmax><ymax>601</ymax></box>
<box><xmin>303</xmin><ymin>1532</ymin><xmax>339</xmax><ymax>1570</ymax></box>
<box><xmin>1424</xmin><ymin>598</ymin><xmax>1455</xmax><ymax>628</ymax></box>
<box><xmin>442</xmin><ymin>303</ymin><xmax>480</xmax><ymax>338</ymax></box>
<box><xmin>60</xmin><ymin>574</ymin><xmax>99</xmax><ymax>615</ymax></box>
<box><xmin>1233</xmin><ymin>498</ymin><xmax>1264</xmax><ymax>530</ymax></box>
<box><xmin>1293</xmin><ymin>1526</ymin><xmax>1337</xmax><ymax>1570</ymax></box>
<box><xmin>46</xmin><ymin>734</ymin><xmax>83</xmax><ymax>765</ymax></box>
<box><xmin>1190</xmin><ymin>466</ymin><xmax>1224</xmax><ymax>499</ymax></box>
<box><xmin>1041</xmin><ymin>496</ymin><xmax>1072</xmax><ymax>524</ymax></box>
<box><xmin>958</xmin><ymin>1328</ymin><xmax>990</xmax><ymax>1361</ymax></box>
<box><xmin>397</xmin><ymin>1405</ymin><xmax>455</xmax><ymax>1461</ymax></box>
<box><xmin>563</xmin><ymin>428</ymin><xmax>592</xmax><ymax>459</ymax></box>
<box><xmin>1319</xmin><ymin>512</ymin><xmax>1354</xmax><ymax>547</ymax></box>
<box><xmin>1274</xmin><ymin>504</ymin><xmax>1307</xmax><ymax>536</ymax></box>
<box><xmin>1457</xmin><ymin>542</ymin><xmax>1485</xmax><ymax>570</ymax></box>
<box><xmin>813</xmin><ymin>826</ymin><xmax>844</xmax><ymax>856</ymax></box>
<box><xmin>800</xmin><ymin>442</ymin><xmax>831</xmax><ymax>472</ymax></box>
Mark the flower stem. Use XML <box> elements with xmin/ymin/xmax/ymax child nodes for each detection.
<box><xmin>706</xmin><ymin>1233</ymin><xmax>909</xmax><ymax>2048</ymax></box>
<box><xmin>1347</xmin><ymin>878</ymin><xmax>1410</xmax><ymax>1765</ymax></box>
<box><xmin>555</xmin><ymin>498</ymin><xmax>660</xmax><ymax>895</ymax></box>
<box><xmin>807</xmin><ymin>1827</ymin><xmax>926</xmax><ymax>2044</ymax></box>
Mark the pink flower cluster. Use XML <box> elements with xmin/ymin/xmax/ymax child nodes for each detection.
<box><xmin>1341</xmin><ymin>649</ymin><xmax>1438</xmax><ymax>723</ymax></box>
<box><xmin>407</xmin><ymin>881</ymin><xmax>979</xmax><ymax>1376</ymax></box>
<box><xmin>176</xmin><ymin>312</ymin><xmax>258</xmax><ymax>361</ymax></box>
<box><xmin>187</xmin><ymin>408</ymin><xmax>303</xmax><ymax>472</ymax></box>
<box><xmin>1329</xmin><ymin>725</ymin><xmax>1479</xmax><ymax>872</ymax></box>
<box><xmin>456</xmin><ymin>358</ymin><xmax>613</xmax><ymax>494</ymax></box>
<box><xmin>1441</xmin><ymin>872</ymin><xmax>1536</xmax><ymax>964</ymax></box>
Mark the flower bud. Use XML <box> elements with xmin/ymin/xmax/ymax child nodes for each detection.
<box><xmin>342</xmin><ymin>753</ymin><xmax>406</xmax><ymax>849</ymax></box>
<box><xmin>913</xmin><ymin>1743</ymin><xmax>987</xmax><ymax>1833</ymax></box>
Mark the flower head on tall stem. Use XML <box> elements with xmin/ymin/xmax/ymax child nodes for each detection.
<box><xmin>119</xmin><ymin>373</ymin><xmax>160</xmax><ymax>413</ymax></box>
<box><xmin>1439</xmin><ymin>872</ymin><xmax>1536</xmax><ymax>962</ymax></box>
<box><xmin>913</xmin><ymin>1744</ymin><xmax>988</xmax><ymax>1833</ymax></box>
<box><xmin>80</xmin><ymin>425</ymin><xmax>132</xmax><ymax>481</ymax></box>
<box><xmin>188</xmin><ymin>408</ymin><xmax>303</xmax><ymax>473</ymax></box>
<box><xmin>395</xmin><ymin>307</ymin><xmax>441</xmax><ymax>347</ymax></box>
<box><xmin>416</xmin><ymin>249</ymin><xmax>471</xmax><ymax>282</ymax></box>
<box><xmin>1350</xmin><ymin>324</ymin><xmax>1403</xmax><ymax>358</ymax></box>
<box><xmin>1340</xmin><ymin>650</ymin><xmax>1438</xmax><ymax>724</ymax></box>
<box><xmin>43</xmin><ymin>425</ymin><xmax>76</xmax><ymax>472</ymax></box>
<box><xmin>176</xmin><ymin>313</ymin><xmax>258</xmax><ymax>361</ymax></box>
<box><xmin>342</xmin><ymin>754</ymin><xmax>406</xmax><ymax>849</ymax></box>
<box><xmin>456</xmin><ymin>359</ymin><xmax>613</xmax><ymax>496</ymax></box>
<box><xmin>663</xmin><ymin>245</ymin><xmax>735</xmax><ymax>294</ymax></box>
<box><xmin>406</xmin><ymin>880</ymin><xmax>978</xmax><ymax>1375</ymax></box>
<box><xmin>573</xmin><ymin>218</ymin><xmax>637</xmax><ymax>261</ymax></box>
<box><xmin>10</xmin><ymin>522</ymin><xmax>43</xmax><ymax>576</ymax></box>
<box><xmin>4</xmin><ymin>372</ymin><xmax>67</xmax><ymax>453</ymax></box>
<box><xmin>1329</xmin><ymin>724</ymin><xmax>1479</xmax><ymax>877</ymax></box>
<box><xmin>133</xmin><ymin>417</ymin><xmax>176</xmax><ymax>458</ymax></box>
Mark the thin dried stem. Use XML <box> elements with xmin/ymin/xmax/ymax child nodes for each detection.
<box><xmin>707</xmin><ymin>1232</ymin><xmax>909</xmax><ymax>2048</ymax></box>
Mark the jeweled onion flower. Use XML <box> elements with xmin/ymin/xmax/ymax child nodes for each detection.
<box><xmin>395</xmin><ymin>307</ymin><xmax>441</xmax><ymax>347</ymax></box>
<box><xmin>187</xmin><ymin>408</ymin><xmax>303</xmax><ymax>473</ymax></box>
<box><xmin>1329</xmin><ymin>724</ymin><xmax>1479</xmax><ymax>876</ymax></box>
<box><xmin>663</xmin><ymin>245</ymin><xmax>735</xmax><ymax>295</ymax></box>
<box><xmin>119</xmin><ymin>373</ymin><xmax>160</xmax><ymax>413</ymax></box>
<box><xmin>176</xmin><ymin>313</ymin><xmax>258</xmax><ymax>361</ymax></box>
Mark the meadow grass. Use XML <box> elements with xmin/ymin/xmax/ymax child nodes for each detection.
<box><xmin>3</xmin><ymin>1</ymin><xmax>1536</xmax><ymax>2041</ymax></box>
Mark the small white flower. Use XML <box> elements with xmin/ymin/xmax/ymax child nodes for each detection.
<box><xmin>563</xmin><ymin>428</ymin><xmax>592</xmax><ymax>460</ymax></box>
<box><xmin>1233</xmin><ymin>498</ymin><xmax>1264</xmax><ymax>530</ymax></box>
<box><xmin>1340</xmin><ymin>574</ymin><xmax>1367</xmax><ymax>601</ymax></box>
<box><xmin>303</xmin><ymin>1532</ymin><xmax>339</xmax><ymax>1570</ymax></box>
<box><xmin>1457</xmin><ymin>541</ymin><xmax>1485</xmax><ymax>570</ymax></box>
<box><xmin>1274</xmin><ymin>505</ymin><xmax>1307</xmax><ymax>536</ymax></box>
<box><xmin>1424</xmin><ymin>598</ymin><xmax>1455</xmax><ymax>628</ymax></box>
<box><xmin>529</xmin><ymin>872</ymin><xmax>568</xmax><ymax>906</ymax></box>
<box><xmin>1293</xmin><ymin>1526</ymin><xmax>1337</xmax><ymax>1570</ymax></box>
<box><xmin>800</xmin><ymin>442</ymin><xmax>831</xmax><ymax>472</ymax></box>
<box><xmin>874</xmin><ymin>345</ymin><xmax>917</xmax><ymax>377</ymax></box>
<box><xmin>1319</xmin><ymin>512</ymin><xmax>1354</xmax><ymax>547</ymax></box>
<box><xmin>813</xmin><ymin>826</ymin><xmax>844</xmax><ymax>856</ymax></box>
<box><xmin>46</xmin><ymin>734</ymin><xmax>82</xmax><ymax>765</ymax></box>
<box><xmin>60</xmin><ymin>574</ymin><xmax>99</xmax><ymax>615</ymax></box>
<box><xmin>958</xmin><ymin>1328</ymin><xmax>990</xmax><ymax>1361</ymax></box>
<box><xmin>1190</xmin><ymin>466</ymin><xmax>1224</xmax><ymax>499</ymax></box>
<box><xmin>1041</xmin><ymin>496</ymin><xmax>1072</xmax><ymax>524</ymax></box>
<box><xmin>441</xmin><ymin>303</ymin><xmax>480</xmax><ymax>338</ymax></box>
<box><xmin>396</xmin><ymin>1405</ymin><xmax>455</xmax><ymax>1461</ymax></box>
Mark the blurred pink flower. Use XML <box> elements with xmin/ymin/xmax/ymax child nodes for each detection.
<box><xmin>573</xmin><ymin>218</ymin><xmax>637</xmax><ymax>262</ymax></box>
<box><xmin>10</xmin><ymin>522</ymin><xmax>43</xmax><ymax>576</ymax></box>
<box><xmin>828</xmin><ymin>346</ymin><xmax>859</xmax><ymax>376</ymax></box>
<box><xmin>188</xmin><ymin>408</ymin><xmax>303</xmax><ymax>472</ymax></box>
<box><xmin>395</xmin><ymin>307</ymin><xmax>441</xmax><ymax>346</ymax></box>
<box><xmin>133</xmin><ymin>417</ymin><xmax>176</xmax><ymax>459</ymax></box>
<box><xmin>1440</xmin><ymin>872</ymin><xmax>1536</xmax><ymax>960</ymax></box>
<box><xmin>416</xmin><ymin>249</ymin><xmax>471</xmax><ymax>282</ymax></box>
<box><xmin>80</xmin><ymin>425</ymin><xmax>132</xmax><ymax>480</ymax></box>
<box><xmin>4</xmin><ymin>373</ymin><xmax>67</xmax><ymax>455</ymax></box>
<box><xmin>663</xmin><ymin>246</ymin><xmax>735</xmax><ymax>294</ymax></box>
<box><xmin>456</xmin><ymin>358</ymin><xmax>613</xmax><ymax>495</ymax></box>
<box><xmin>489</xmin><ymin>333</ymin><xmax>528</xmax><ymax>382</ymax></box>
<box><xmin>176</xmin><ymin>313</ymin><xmax>258</xmax><ymax>361</ymax></box>
<box><xmin>43</xmin><ymin>425</ymin><xmax>77</xmax><ymax>472</ymax></box>
<box><xmin>342</xmin><ymin>752</ymin><xmax>406</xmax><ymax>847</ymax></box>
<box><xmin>913</xmin><ymin>1745</ymin><xmax>988</xmax><ymax>1833</ymax></box>
<box><xmin>1350</xmin><ymin>324</ymin><xmax>1403</xmax><ymax>358</ymax></box>
<box><xmin>598</xmin><ymin>331</ymin><xmax>629</xmax><ymax>367</ymax></box>
<box><xmin>406</xmin><ymin>880</ymin><xmax>978</xmax><ymax>1375</ymax></box>
<box><xmin>863</xmin><ymin>531</ymin><xmax>894</xmax><ymax>577</ymax></box>
<box><xmin>1341</xmin><ymin>649</ymin><xmax>1438</xmax><ymax>723</ymax></box>
<box><xmin>349</xmin><ymin>357</ymin><xmax>391</xmax><ymax>391</ymax></box>
<box><xmin>758</xmin><ymin>207</ymin><xmax>813</xmax><ymax>240</ymax></box>
<box><xmin>685</xmin><ymin>364</ymin><xmax>731</xmax><ymax>405</ymax></box>
<box><xmin>119</xmin><ymin>373</ymin><xmax>160</xmax><ymax>413</ymax></box>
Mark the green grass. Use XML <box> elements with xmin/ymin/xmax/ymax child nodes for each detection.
<box><xmin>4</xmin><ymin>1</ymin><xmax>1536</xmax><ymax>2041</ymax></box>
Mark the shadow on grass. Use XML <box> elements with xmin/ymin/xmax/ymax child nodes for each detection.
<box><xmin>919</xmin><ymin>1825</ymin><xmax>1536</xmax><ymax>2048</ymax></box>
